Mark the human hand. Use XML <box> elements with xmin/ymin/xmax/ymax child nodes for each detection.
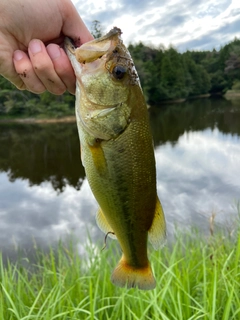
<box><xmin>0</xmin><ymin>0</ymin><xmax>93</xmax><ymax>94</ymax></box>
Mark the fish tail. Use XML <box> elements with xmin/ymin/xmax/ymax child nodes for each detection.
<box><xmin>111</xmin><ymin>256</ymin><xmax>156</xmax><ymax>290</ymax></box>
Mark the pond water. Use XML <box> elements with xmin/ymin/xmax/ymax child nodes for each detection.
<box><xmin>0</xmin><ymin>97</ymin><xmax>240</xmax><ymax>261</ymax></box>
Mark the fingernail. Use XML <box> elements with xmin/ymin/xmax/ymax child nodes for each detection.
<box><xmin>47</xmin><ymin>44</ymin><xmax>61</xmax><ymax>60</ymax></box>
<box><xmin>13</xmin><ymin>50</ymin><xmax>24</xmax><ymax>61</ymax></box>
<box><xmin>29</xmin><ymin>39</ymin><xmax>42</xmax><ymax>54</ymax></box>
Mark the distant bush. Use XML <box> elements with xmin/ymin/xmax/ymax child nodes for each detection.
<box><xmin>232</xmin><ymin>81</ymin><xmax>240</xmax><ymax>91</ymax></box>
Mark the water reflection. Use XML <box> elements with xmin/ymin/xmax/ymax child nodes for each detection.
<box><xmin>0</xmin><ymin>123</ymin><xmax>85</xmax><ymax>191</ymax></box>
<box><xmin>156</xmin><ymin>128</ymin><xmax>240</xmax><ymax>233</ymax></box>
<box><xmin>0</xmin><ymin>97</ymin><xmax>240</xmax><ymax>261</ymax></box>
<box><xmin>150</xmin><ymin>96</ymin><xmax>240</xmax><ymax>145</ymax></box>
<box><xmin>0</xmin><ymin>173</ymin><xmax>99</xmax><ymax>262</ymax></box>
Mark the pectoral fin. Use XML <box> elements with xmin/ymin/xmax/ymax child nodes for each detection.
<box><xmin>88</xmin><ymin>142</ymin><xmax>107</xmax><ymax>176</ymax></box>
<box><xmin>96</xmin><ymin>207</ymin><xmax>117</xmax><ymax>239</ymax></box>
<box><xmin>148</xmin><ymin>197</ymin><xmax>166</xmax><ymax>250</ymax></box>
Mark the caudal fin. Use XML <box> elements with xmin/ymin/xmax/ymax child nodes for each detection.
<box><xmin>111</xmin><ymin>256</ymin><xmax>156</xmax><ymax>290</ymax></box>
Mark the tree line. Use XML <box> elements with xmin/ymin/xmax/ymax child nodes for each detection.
<box><xmin>128</xmin><ymin>37</ymin><xmax>240</xmax><ymax>104</ymax></box>
<box><xmin>0</xmin><ymin>35</ymin><xmax>240</xmax><ymax>118</ymax></box>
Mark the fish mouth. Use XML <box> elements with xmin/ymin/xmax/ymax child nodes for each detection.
<box><xmin>64</xmin><ymin>27</ymin><xmax>122</xmax><ymax>65</ymax></box>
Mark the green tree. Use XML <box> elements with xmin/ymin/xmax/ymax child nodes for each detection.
<box><xmin>160</xmin><ymin>48</ymin><xmax>187</xmax><ymax>100</ymax></box>
<box><xmin>91</xmin><ymin>20</ymin><xmax>103</xmax><ymax>39</ymax></box>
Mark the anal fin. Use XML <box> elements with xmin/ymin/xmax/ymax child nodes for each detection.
<box><xmin>148</xmin><ymin>197</ymin><xmax>166</xmax><ymax>250</ymax></box>
<box><xmin>96</xmin><ymin>207</ymin><xmax>117</xmax><ymax>240</ymax></box>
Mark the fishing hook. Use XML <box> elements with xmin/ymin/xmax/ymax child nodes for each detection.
<box><xmin>101</xmin><ymin>231</ymin><xmax>115</xmax><ymax>251</ymax></box>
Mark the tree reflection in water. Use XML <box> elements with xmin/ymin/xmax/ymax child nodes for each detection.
<box><xmin>0</xmin><ymin>123</ymin><xmax>85</xmax><ymax>192</ymax></box>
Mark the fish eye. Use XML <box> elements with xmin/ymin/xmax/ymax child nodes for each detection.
<box><xmin>112</xmin><ymin>65</ymin><xmax>127</xmax><ymax>80</ymax></box>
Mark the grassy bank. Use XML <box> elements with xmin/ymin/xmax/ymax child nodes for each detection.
<box><xmin>0</xmin><ymin>227</ymin><xmax>240</xmax><ymax>320</ymax></box>
<box><xmin>224</xmin><ymin>90</ymin><xmax>240</xmax><ymax>98</ymax></box>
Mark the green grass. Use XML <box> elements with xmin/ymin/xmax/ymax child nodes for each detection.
<box><xmin>0</xmin><ymin>228</ymin><xmax>240</xmax><ymax>320</ymax></box>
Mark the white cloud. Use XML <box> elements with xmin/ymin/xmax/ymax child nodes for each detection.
<box><xmin>72</xmin><ymin>0</ymin><xmax>240</xmax><ymax>51</ymax></box>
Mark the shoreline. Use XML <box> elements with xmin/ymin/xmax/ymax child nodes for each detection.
<box><xmin>0</xmin><ymin>116</ymin><xmax>76</xmax><ymax>124</ymax></box>
<box><xmin>151</xmin><ymin>93</ymin><xmax>212</xmax><ymax>105</ymax></box>
<box><xmin>0</xmin><ymin>93</ymin><xmax>237</xmax><ymax>124</ymax></box>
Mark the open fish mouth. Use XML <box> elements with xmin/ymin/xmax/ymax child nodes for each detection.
<box><xmin>64</xmin><ymin>27</ymin><xmax>139</xmax><ymax>89</ymax></box>
<box><xmin>64</xmin><ymin>27</ymin><xmax>122</xmax><ymax>64</ymax></box>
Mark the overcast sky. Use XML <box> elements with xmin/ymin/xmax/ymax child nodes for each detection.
<box><xmin>73</xmin><ymin>0</ymin><xmax>240</xmax><ymax>52</ymax></box>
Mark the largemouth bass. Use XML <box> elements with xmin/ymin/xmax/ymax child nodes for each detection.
<box><xmin>65</xmin><ymin>27</ymin><xmax>166</xmax><ymax>290</ymax></box>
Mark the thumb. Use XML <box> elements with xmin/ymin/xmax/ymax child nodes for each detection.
<box><xmin>61</xmin><ymin>1</ymin><xmax>94</xmax><ymax>45</ymax></box>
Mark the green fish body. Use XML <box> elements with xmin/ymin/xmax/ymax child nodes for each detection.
<box><xmin>65</xmin><ymin>28</ymin><xmax>166</xmax><ymax>290</ymax></box>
